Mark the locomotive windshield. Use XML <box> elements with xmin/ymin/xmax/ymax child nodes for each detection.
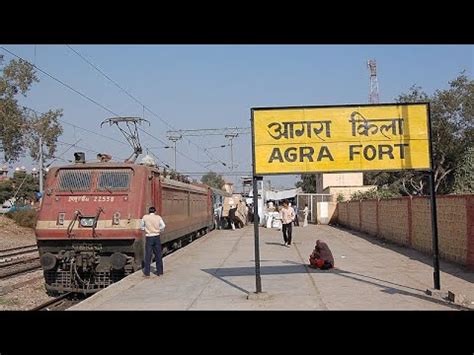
<box><xmin>56</xmin><ymin>168</ymin><xmax>133</xmax><ymax>192</ymax></box>
<box><xmin>97</xmin><ymin>170</ymin><xmax>132</xmax><ymax>191</ymax></box>
<box><xmin>57</xmin><ymin>169</ymin><xmax>93</xmax><ymax>191</ymax></box>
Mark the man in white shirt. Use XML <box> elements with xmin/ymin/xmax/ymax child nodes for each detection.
<box><xmin>141</xmin><ymin>206</ymin><xmax>166</xmax><ymax>277</ymax></box>
<box><xmin>279</xmin><ymin>200</ymin><xmax>295</xmax><ymax>247</ymax></box>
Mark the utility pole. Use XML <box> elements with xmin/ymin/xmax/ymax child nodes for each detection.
<box><xmin>167</xmin><ymin>135</ymin><xmax>182</xmax><ymax>171</ymax></box>
<box><xmin>225</xmin><ymin>133</ymin><xmax>238</xmax><ymax>171</ymax></box>
<box><xmin>39</xmin><ymin>135</ymin><xmax>44</xmax><ymax>201</ymax></box>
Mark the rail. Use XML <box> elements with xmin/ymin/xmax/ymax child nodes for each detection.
<box><xmin>29</xmin><ymin>292</ymin><xmax>76</xmax><ymax>311</ymax></box>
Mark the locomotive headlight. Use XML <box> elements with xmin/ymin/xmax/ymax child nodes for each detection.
<box><xmin>80</xmin><ymin>217</ymin><xmax>95</xmax><ymax>227</ymax></box>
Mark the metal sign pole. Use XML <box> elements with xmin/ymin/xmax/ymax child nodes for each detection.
<box><xmin>427</xmin><ymin>103</ymin><xmax>441</xmax><ymax>290</ymax></box>
<box><xmin>252</xmin><ymin>175</ymin><xmax>262</xmax><ymax>293</ymax></box>
<box><xmin>428</xmin><ymin>170</ymin><xmax>441</xmax><ymax>289</ymax></box>
<box><xmin>250</xmin><ymin>108</ymin><xmax>262</xmax><ymax>294</ymax></box>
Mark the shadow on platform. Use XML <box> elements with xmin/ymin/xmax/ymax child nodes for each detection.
<box><xmin>331</xmin><ymin>224</ymin><xmax>474</xmax><ymax>286</ymax></box>
<box><xmin>201</xmin><ymin>264</ymin><xmax>464</xmax><ymax>309</ymax></box>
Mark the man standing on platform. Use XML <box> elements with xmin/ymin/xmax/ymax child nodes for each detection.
<box><xmin>280</xmin><ymin>200</ymin><xmax>295</xmax><ymax>247</ymax></box>
<box><xmin>141</xmin><ymin>206</ymin><xmax>166</xmax><ymax>277</ymax></box>
<box><xmin>289</xmin><ymin>202</ymin><xmax>299</xmax><ymax>227</ymax></box>
<box><xmin>303</xmin><ymin>204</ymin><xmax>309</xmax><ymax>227</ymax></box>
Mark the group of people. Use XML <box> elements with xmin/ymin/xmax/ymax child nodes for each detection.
<box><xmin>279</xmin><ymin>201</ymin><xmax>310</xmax><ymax>228</ymax></box>
<box><xmin>140</xmin><ymin>199</ymin><xmax>333</xmax><ymax>278</ymax></box>
<box><xmin>214</xmin><ymin>203</ymin><xmax>239</xmax><ymax>230</ymax></box>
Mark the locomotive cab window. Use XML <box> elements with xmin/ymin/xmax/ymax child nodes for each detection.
<box><xmin>57</xmin><ymin>170</ymin><xmax>93</xmax><ymax>191</ymax></box>
<box><xmin>97</xmin><ymin>170</ymin><xmax>132</xmax><ymax>191</ymax></box>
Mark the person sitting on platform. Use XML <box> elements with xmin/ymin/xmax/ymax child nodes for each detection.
<box><xmin>309</xmin><ymin>240</ymin><xmax>334</xmax><ymax>270</ymax></box>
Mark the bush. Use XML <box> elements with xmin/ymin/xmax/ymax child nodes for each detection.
<box><xmin>336</xmin><ymin>193</ymin><xmax>345</xmax><ymax>203</ymax></box>
<box><xmin>350</xmin><ymin>188</ymin><xmax>401</xmax><ymax>201</ymax></box>
<box><xmin>6</xmin><ymin>209</ymin><xmax>38</xmax><ymax>228</ymax></box>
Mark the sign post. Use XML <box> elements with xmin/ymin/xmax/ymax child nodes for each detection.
<box><xmin>427</xmin><ymin>104</ymin><xmax>441</xmax><ymax>289</ymax></box>
<box><xmin>429</xmin><ymin>171</ymin><xmax>441</xmax><ymax>289</ymax></box>
<box><xmin>252</xmin><ymin>175</ymin><xmax>262</xmax><ymax>293</ymax></box>
<box><xmin>250</xmin><ymin>102</ymin><xmax>441</xmax><ymax>292</ymax></box>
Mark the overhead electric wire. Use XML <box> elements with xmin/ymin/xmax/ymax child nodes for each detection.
<box><xmin>139</xmin><ymin>128</ymin><xmax>212</xmax><ymax>171</ymax></box>
<box><xmin>57</xmin><ymin>140</ymin><xmax>128</xmax><ymax>162</ymax></box>
<box><xmin>23</xmin><ymin>106</ymin><xmax>129</xmax><ymax>150</ymax></box>
<box><xmin>1</xmin><ymin>46</ymin><xmax>202</xmax><ymax>169</ymax></box>
<box><xmin>1</xmin><ymin>46</ymin><xmax>119</xmax><ymax>117</ymax></box>
<box><xmin>65</xmin><ymin>45</ymin><xmax>230</xmax><ymax>168</ymax></box>
<box><xmin>58</xmin><ymin>119</ymin><xmax>129</xmax><ymax>146</ymax></box>
<box><xmin>2</xmin><ymin>45</ymin><xmax>236</xmax><ymax>171</ymax></box>
<box><xmin>66</xmin><ymin>45</ymin><xmax>176</xmax><ymax>130</ymax></box>
<box><xmin>144</xmin><ymin>147</ymin><xmax>171</xmax><ymax>169</ymax></box>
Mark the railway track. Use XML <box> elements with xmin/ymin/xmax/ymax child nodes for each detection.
<box><xmin>0</xmin><ymin>244</ymin><xmax>38</xmax><ymax>259</ymax></box>
<box><xmin>0</xmin><ymin>259</ymin><xmax>42</xmax><ymax>280</ymax></box>
<box><xmin>0</xmin><ymin>275</ymin><xmax>44</xmax><ymax>296</ymax></box>
<box><xmin>0</xmin><ymin>245</ymin><xmax>41</xmax><ymax>280</ymax></box>
<box><xmin>30</xmin><ymin>292</ymin><xmax>79</xmax><ymax>311</ymax></box>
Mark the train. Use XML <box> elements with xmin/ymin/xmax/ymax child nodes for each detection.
<box><xmin>35</xmin><ymin>152</ymin><xmax>229</xmax><ymax>295</ymax></box>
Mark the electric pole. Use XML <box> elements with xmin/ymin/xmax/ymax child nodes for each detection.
<box><xmin>39</xmin><ymin>135</ymin><xmax>44</xmax><ymax>201</ymax></box>
<box><xmin>167</xmin><ymin>135</ymin><xmax>182</xmax><ymax>171</ymax></box>
<box><xmin>166</xmin><ymin>127</ymin><xmax>250</xmax><ymax>179</ymax></box>
<box><xmin>225</xmin><ymin>133</ymin><xmax>238</xmax><ymax>171</ymax></box>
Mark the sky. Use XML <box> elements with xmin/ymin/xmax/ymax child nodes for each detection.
<box><xmin>1</xmin><ymin>45</ymin><xmax>472</xmax><ymax>190</ymax></box>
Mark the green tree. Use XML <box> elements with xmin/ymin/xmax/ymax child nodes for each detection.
<box><xmin>295</xmin><ymin>173</ymin><xmax>317</xmax><ymax>193</ymax></box>
<box><xmin>0</xmin><ymin>55</ymin><xmax>38</xmax><ymax>162</ymax></box>
<box><xmin>0</xmin><ymin>55</ymin><xmax>63</xmax><ymax>163</ymax></box>
<box><xmin>365</xmin><ymin>72</ymin><xmax>473</xmax><ymax>195</ymax></box>
<box><xmin>26</xmin><ymin>109</ymin><xmax>64</xmax><ymax>161</ymax></box>
<box><xmin>0</xmin><ymin>179</ymin><xmax>14</xmax><ymax>204</ymax></box>
<box><xmin>201</xmin><ymin>171</ymin><xmax>225</xmax><ymax>189</ymax></box>
<box><xmin>10</xmin><ymin>171</ymin><xmax>39</xmax><ymax>202</ymax></box>
<box><xmin>429</xmin><ymin>72</ymin><xmax>473</xmax><ymax>193</ymax></box>
<box><xmin>453</xmin><ymin>146</ymin><xmax>474</xmax><ymax>193</ymax></box>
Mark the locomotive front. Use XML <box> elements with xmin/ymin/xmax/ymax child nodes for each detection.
<box><xmin>35</xmin><ymin>161</ymin><xmax>147</xmax><ymax>295</ymax></box>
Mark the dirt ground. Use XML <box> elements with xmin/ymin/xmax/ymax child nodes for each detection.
<box><xmin>0</xmin><ymin>270</ymin><xmax>55</xmax><ymax>310</ymax></box>
<box><xmin>0</xmin><ymin>215</ymin><xmax>37</xmax><ymax>249</ymax></box>
<box><xmin>0</xmin><ymin>215</ymin><xmax>56</xmax><ymax>310</ymax></box>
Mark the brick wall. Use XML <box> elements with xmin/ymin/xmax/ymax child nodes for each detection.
<box><xmin>335</xmin><ymin>194</ymin><xmax>473</xmax><ymax>268</ymax></box>
<box><xmin>467</xmin><ymin>196</ymin><xmax>474</xmax><ymax>270</ymax></box>
<box><xmin>411</xmin><ymin>197</ymin><xmax>432</xmax><ymax>254</ymax></box>
<box><xmin>379</xmin><ymin>198</ymin><xmax>410</xmax><ymax>245</ymax></box>
<box><xmin>360</xmin><ymin>200</ymin><xmax>377</xmax><ymax>236</ymax></box>
<box><xmin>434</xmin><ymin>196</ymin><xmax>467</xmax><ymax>265</ymax></box>
<box><xmin>347</xmin><ymin>201</ymin><xmax>360</xmax><ymax>230</ymax></box>
<box><xmin>338</xmin><ymin>202</ymin><xmax>349</xmax><ymax>226</ymax></box>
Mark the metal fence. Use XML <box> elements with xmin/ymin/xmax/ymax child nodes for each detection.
<box><xmin>296</xmin><ymin>193</ymin><xmax>331</xmax><ymax>224</ymax></box>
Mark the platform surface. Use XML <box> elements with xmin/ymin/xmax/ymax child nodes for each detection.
<box><xmin>70</xmin><ymin>224</ymin><xmax>474</xmax><ymax>310</ymax></box>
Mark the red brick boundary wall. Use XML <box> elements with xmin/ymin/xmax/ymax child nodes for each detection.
<box><xmin>336</xmin><ymin>194</ymin><xmax>474</xmax><ymax>269</ymax></box>
<box><xmin>467</xmin><ymin>195</ymin><xmax>474</xmax><ymax>269</ymax></box>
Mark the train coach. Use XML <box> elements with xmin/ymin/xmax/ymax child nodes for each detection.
<box><xmin>35</xmin><ymin>153</ymin><xmax>218</xmax><ymax>295</ymax></box>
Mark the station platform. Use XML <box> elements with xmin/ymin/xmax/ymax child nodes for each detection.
<box><xmin>70</xmin><ymin>224</ymin><xmax>474</xmax><ymax>310</ymax></box>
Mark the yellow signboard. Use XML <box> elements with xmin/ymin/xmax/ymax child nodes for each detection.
<box><xmin>251</xmin><ymin>103</ymin><xmax>430</xmax><ymax>175</ymax></box>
